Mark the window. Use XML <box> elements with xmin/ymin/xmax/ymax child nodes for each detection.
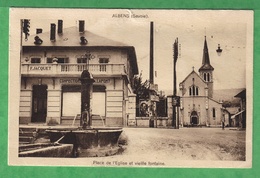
<box><xmin>77</xmin><ymin>57</ymin><xmax>87</xmax><ymax>63</ymax></box>
<box><xmin>99</xmin><ymin>58</ymin><xmax>109</xmax><ymax>72</ymax></box>
<box><xmin>31</xmin><ymin>57</ymin><xmax>41</xmax><ymax>63</ymax></box>
<box><xmin>189</xmin><ymin>85</ymin><xmax>199</xmax><ymax>96</ymax></box>
<box><xmin>99</xmin><ymin>58</ymin><xmax>109</xmax><ymax>63</ymax></box>
<box><xmin>212</xmin><ymin>108</ymin><xmax>216</xmax><ymax>118</ymax></box>
<box><xmin>203</xmin><ymin>73</ymin><xmax>207</xmax><ymax>81</ymax></box>
<box><xmin>47</xmin><ymin>57</ymin><xmax>69</xmax><ymax>63</ymax></box>
<box><xmin>203</xmin><ymin>72</ymin><xmax>211</xmax><ymax>82</ymax></box>
<box><xmin>207</xmin><ymin>73</ymin><xmax>210</xmax><ymax>81</ymax></box>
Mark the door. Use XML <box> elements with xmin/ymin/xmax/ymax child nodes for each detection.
<box><xmin>32</xmin><ymin>85</ymin><xmax>47</xmax><ymax>122</ymax></box>
<box><xmin>190</xmin><ymin>111</ymin><xmax>198</xmax><ymax>125</ymax></box>
<box><xmin>191</xmin><ymin>116</ymin><xmax>198</xmax><ymax>125</ymax></box>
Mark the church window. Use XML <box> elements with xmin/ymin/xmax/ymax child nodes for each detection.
<box><xmin>207</xmin><ymin>73</ymin><xmax>210</xmax><ymax>81</ymax></box>
<box><xmin>189</xmin><ymin>85</ymin><xmax>199</xmax><ymax>96</ymax></box>
<box><xmin>203</xmin><ymin>72</ymin><xmax>211</xmax><ymax>82</ymax></box>
<box><xmin>204</xmin><ymin>73</ymin><xmax>207</xmax><ymax>81</ymax></box>
<box><xmin>212</xmin><ymin>108</ymin><xmax>216</xmax><ymax>118</ymax></box>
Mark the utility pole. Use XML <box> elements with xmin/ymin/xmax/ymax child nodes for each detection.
<box><xmin>149</xmin><ymin>21</ymin><xmax>155</xmax><ymax>128</ymax></box>
<box><xmin>172</xmin><ymin>38</ymin><xmax>179</xmax><ymax>129</ymax></box>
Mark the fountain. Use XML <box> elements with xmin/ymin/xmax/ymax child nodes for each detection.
<box><xmin>19</xmin><ymin>143</ymin><xmax>74</xmax><ymax>157</ymax></box>
<box><xmin>46</xmin><ymin>69</ymin><xmax>123</xmax><ymax>157</ymax></box>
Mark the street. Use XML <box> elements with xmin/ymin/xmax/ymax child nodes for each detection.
<box><xmin>75</xmin><ymin>127</ymin><xmax>246</xmax><ymax>168</ymax></box>
<box><xmin>118</xmin><ymin>127</ymin><xmax>246</xmax><ymax>161</ymax></box>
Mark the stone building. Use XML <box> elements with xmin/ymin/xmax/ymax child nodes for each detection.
<box><xmin>175</xmin><ymin>37</ymin><xmax>223</xmax><ymax>127</ymax></box>
<box><xmin>19</xmin><ymin>20</ymin><xmax>138</xmax><ymax>127</ymax></box>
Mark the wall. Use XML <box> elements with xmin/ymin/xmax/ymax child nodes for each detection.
<box><xmin>180</xmin><ymin>72</ymin><xmax>207</xmax><ymax>97</ymax></box>
<box><xmin>22</xmin><ymin>48</ymin><xmax>127</xmax><ymax>66</ymax></box>
<box><xmin>128</xmin><ymin>117</ymin><xmax>170</xmax><ymax>127</ymax></box>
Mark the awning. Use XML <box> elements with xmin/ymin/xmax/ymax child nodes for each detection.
<box><xmin>231</xmin><ymin>110</ymin><xmax>245</xmax><ymax>119</ymax></box>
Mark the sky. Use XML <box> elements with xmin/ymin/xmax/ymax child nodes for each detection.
<box><xmin>12</xmin><ymin>8</ymin><xmax>253</xmax><ymax>95</ymax></box>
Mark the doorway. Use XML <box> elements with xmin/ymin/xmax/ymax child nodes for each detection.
<box><xmin>190</xmin><ymin>111</ymin><xmax>198</xmax><ymax>125</ymax></box>
<box><xmin>32</xmin><ymin>85</ymin><xmax>47</xmax><ymax>122</ymax></box>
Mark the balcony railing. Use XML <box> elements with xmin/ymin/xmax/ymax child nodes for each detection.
<box><xmin>21</xmin><ymin>63</ymin><xmax>127</xmax><ymax>76</ymax></box>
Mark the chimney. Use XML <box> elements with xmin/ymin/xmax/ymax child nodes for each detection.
<box><xmin>150</xmin><ymin>21</ymin><xmax>154</xmax><ymax>84</ymax></box>
<box><xmin>50</xmin><ymin>23</ymin><xmax>56</xmax><ymax>41</ymax></box>
<box><xmin>79</xmin><ymin>20</ymin><xmax>85</xmax><ymax>33</ymax></box>
<box><xmin>36</xmin><ymin>28</ymin><xmax>42</xmax><ymax>34</ymax></box>
<box><xmin>58</xmin><ymin>20</ymin><xmax>63</xmax><ymax>34</ymax></box>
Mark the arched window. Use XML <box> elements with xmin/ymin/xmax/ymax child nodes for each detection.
<box><xmin>203</xmin><ymin>73</ymin><xmax>207</xmax><ymax>81</ymax></box>
<box><xmin>203</xmin><ymin>72</ymin><xmax>211</xmax><ymax>82</ymax></box>
<box><xmin>189</xmin><ymin>85</ymin><xmax>199</xmax><ymax>96</ymax></box>
<box><xmin>212</xmin><ymin>107</ymin><xmax>216</xmax><ymax>118</ymax></box>
<box><xmin>207</xmin><ymin>73</ymin><xmax>210</xmax><ymax>82</ymax></box>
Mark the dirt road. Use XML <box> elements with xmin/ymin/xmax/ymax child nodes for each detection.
<box><xmin>72</xmin><ymin>127</ymin><xmax>247</xmax><ymax>167</ymax></box>
<box><xmin>118</xmin><ymin>127</ymin><xmax>246</xmax><ymax>161</ymax></box>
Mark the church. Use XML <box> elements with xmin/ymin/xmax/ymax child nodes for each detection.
<box><xmin>178</xmin><ymin>37</ymin><xmax>223</xmax><ymax>127</ymax></box>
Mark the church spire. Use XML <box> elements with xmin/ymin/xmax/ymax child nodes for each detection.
<box><xmin>199</xmin><ymin>36</ymin><xmax>214</xmax><ymax>72</ymax></box>
<box><xmin>198</xmin><ymin>36</ymin><xmax>214</xmax><ymax>98</ymax></box>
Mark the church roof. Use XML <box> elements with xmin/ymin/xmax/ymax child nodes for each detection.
<box><xmin>199</xmin><ymin>36</ymin><xmax>214</xmax><ymax>72</ymax></box>
<box><xmin>179</xmin><ymin>69</ymin><xmax>205</xmax><ymax>85</ymax></box>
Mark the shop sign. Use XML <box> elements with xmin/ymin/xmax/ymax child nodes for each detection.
<box><xmin>59</xmin><ymin>78</ymin><xmax>111</xmax><ymax>84</ymax></box>
<box><xmin>29</xmin><ymin>66</ymin><xmax>52</xmax><ymax>71</ymax></box>
<box><xmin>95</xmin><ymin>78</ymin><xmax>111</xmax><ymax>84</ymax></box>
<box><xmin>60</xmin><ymin>78</ymin><xmax>80</xmax><ymax>84</ymax></box>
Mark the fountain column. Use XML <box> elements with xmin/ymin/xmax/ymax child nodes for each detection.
<box><xmin>79</xmin><ymin>70</ymin><xmax>95</xmax><ymax>129</ymax></box>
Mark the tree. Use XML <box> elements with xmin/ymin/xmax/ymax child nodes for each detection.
<box><xmin>131</xmin><ymin>73</ymin><xmax>150</xmax><ymax>117</ymax></box>
<box><xmin>132</xmin><ymin>73</ymin><xmax>150</xmax><ymax>99</ymax></box>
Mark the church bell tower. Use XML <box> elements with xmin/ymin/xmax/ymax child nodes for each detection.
<box><xmin>199</xmin><ymin>36</ymin><xmax>214</xmax><ymax>98</ymax></box>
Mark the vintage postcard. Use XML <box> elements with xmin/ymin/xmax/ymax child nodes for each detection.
<box><xmin>8</xmin><ymin>8</ymin><xmax>253</xmax><ymax>168</ymax></box>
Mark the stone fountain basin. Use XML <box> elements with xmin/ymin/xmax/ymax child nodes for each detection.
<box><xmin>46</xmin><ymin>127</ymin><xmax>123</xmax><ymax>157</ymax></box>
<box><xmin>19</xmin><ymin>143</ymin><xmax>74</xmax><ymax>157</ymax></box>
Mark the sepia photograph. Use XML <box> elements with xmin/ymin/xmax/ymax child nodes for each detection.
<box><xmin>8</xmin><ymin>8</ymin><xmax>253</xmax><ymax>168</ymax></box>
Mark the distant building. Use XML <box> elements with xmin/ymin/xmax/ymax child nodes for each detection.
<box><xmin>232</xmin><ymin>89</ymin><xmax>246</xmax><ymax>128</ymax></box>
<box><xmin>170</xmin><ymin>37</ymin><xmax>223</xmax><ymax>127</ymax></box>
<box><xmin>19</xmin><ymin>20</ymin><xmax>138</xmax><ymax>127</ymax></box>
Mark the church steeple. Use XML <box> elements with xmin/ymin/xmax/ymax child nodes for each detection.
<box><xmin>198</xmin><ymin>36</ymin><xmax>214</xmax><ymax>98</ymax></box>
<box><xmin>199</xmin><ymin>36</ymin><xmax>214</xmax><ymax>72</ymax></box>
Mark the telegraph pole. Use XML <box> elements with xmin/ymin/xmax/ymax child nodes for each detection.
<box><xmin>149</xmin><ymin>21</ymin><xmax>155</xmax><ymax>128</ymax></box>
<box><xmin>172</xmin><ymin>38</ymin><xmax>179</xmax><ymax>129</ymax></box>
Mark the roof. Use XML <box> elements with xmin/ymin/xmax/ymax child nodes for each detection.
<box><xmin>214</xmin><ymin>88</ymin><xmax>244</xmax><ymax>103</ymax></box>
<box><xmin>234</xmin><ymin>89</ymin><xmax>246</xmax><ymax>98</ymax></box>
<box><xmin>22</xmin><ymin>26</ymin><xmax>138</xmax><ymax>74</ymax></box>
<box><xmin>179</xmin><ymin>69</ymin><xmax>205</xmax><ymax>85</ymax></box>
<box><xmin>199</xmin><ymin>36</ymin><xmax>214</xmax><ymax>72</ymax></box>
<box><xmin>22</xmin><ymin>26</ymin><xmax>128</xmax><ymax>47</ymax></box>
<box><xmin>225</xmin><ymin>107</ymin><xmax>240</xmax><ymax>115</ymax></box>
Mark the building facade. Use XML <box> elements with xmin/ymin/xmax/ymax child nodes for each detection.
<box><xmin>177</xmin><ymin>37</ymin><xmax>223</xmax><ymax>127</ymax></box>
<box><xmin>19</xmin><ymin>20</ymin><xmax>138</xmax><ymax>127</ymax></box>
<box><xmin>233</xmin><ymin>89</ymin><xmax>246</xmax><ymax>128</ymax></box>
